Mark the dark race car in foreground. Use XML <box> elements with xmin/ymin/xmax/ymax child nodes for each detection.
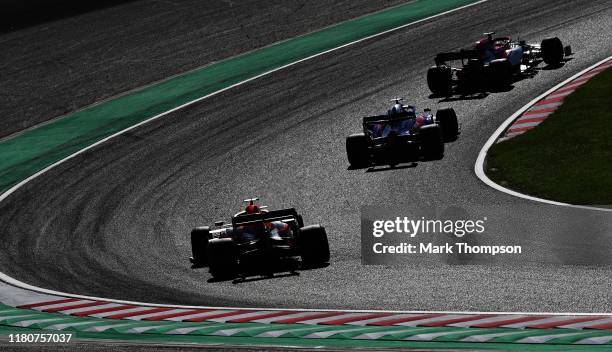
<box><xmin>345</xmin><ymin>99</ymin><xmax>458</xmax><ymax>168</ymax></box>
<box><xmin>427</xmin><ymin>32</ymin><xmax>572</xmax><ymax>95</ymax></box>
<box><xmin>190</xmin><ymin>198</ymin><xmax>329</xmax><ymax>281</ymax></box>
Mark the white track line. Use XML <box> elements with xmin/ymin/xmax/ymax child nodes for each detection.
<box><xmin>474</xmin><ymin>55</ymin><xmax>612</xmax><ymax>213</ymax></box>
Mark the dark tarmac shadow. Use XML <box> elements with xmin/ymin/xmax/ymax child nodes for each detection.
<box><xmin>365</xmin><ymin>162</ymin><xmax>419</xmax><ymax>173</ymax></box>
<box><xmin>0</xmin><ymin>0</ymin><xmax>137</xmax><ymax>33</ymax></box>
<box><xmin>428</xmin><ymin>59</ymin><xmax>574</xmax><ymax>102</ymax></box>
<box><xmin>348</xmin><ymin>155</ymin><xmax>451</xmax><ymax>173</ymax></box>
<box><xmin>434</xmin><ymin>84</ymin><xmax>516</xmax><ymax>102</ymax></box>
<box><xmin>540</xmin><ymin>59</ymin><xmax>571</xmax><ymax>70</ymax></box>
<box><xmin>203</xmin><ymin>262</ymin><xmax>330</xmax><ymax>284</ymax></box>
<box><xmin>434</xmin><ymin>92</ymin><xmax>489</xmax><ymax>102</ymax></box>
<box><xmin>232</xmin><ymin>272</ymin><xmax>300</xmax><ymax>284</ymax></box>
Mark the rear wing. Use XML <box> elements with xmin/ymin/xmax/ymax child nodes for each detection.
<box><xmin>363</xmin><ymin>114</ymin><xmax>390</xmax><ymax>124</ymax></box>
<box><xmin>363</xmin><ymin>111</ymin><xmax>415</xmax><ymax>124</ymax></box>
<box><xmin>434</xmin><ymin>49</ymin><xmax>479</xmax><ymax>65</ymax></box>
<box><xmin>232</xmin><ymin>208</ymin><xmax>300</xmax><ymax>226</ymax></box>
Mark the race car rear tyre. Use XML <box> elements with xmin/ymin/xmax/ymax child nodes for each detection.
<box><xmin>346</xmin><ymin>133</ymin><xmax>370</xmax><ymax>168</ymax></box>
<box><xmin>191</xmin><ymin>226</ymin><xmax>211</xmax><ymax>266</ymax></box>
<box><xmin>207</xmin><ymin>238</ymin><xmax>238</xmax><ymax>279</ymax></box>
<box><xmin>298</xmin><ymin>225</ymin><xmax>330</xmax><ymax>265</ymax></box>
<box><xmin>420</xmin><ymin>124</ymin><xmax>444</xmax><ymax>160</ymax></box>
<box><xmin>489</xmin><ymin>59</ymin><xmax>512</xmax><ymax>88</ymax></box>
<box><xmin>541</xmin><ymin>37</ymin><xmax>564</xmax><ymax>66</ymax></box>
<box><xmin>435</xmin><ymin>108</ymin><xmax>459</xmax><ymax>142</ymax></box>
<box><xmin>427</xmin><ymin>66</ymin><xmax>452</xmax><ymax>96</ymax></box>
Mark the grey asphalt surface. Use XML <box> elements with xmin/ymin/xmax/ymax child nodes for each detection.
<box><xmin>0</xmin><ymin>0</ymin><xmax>611</xmax><ymax>315</ymax></box>
<box><xmin>0</xmin><ymin>0</ymin><xmax>403</xmax><ymax>138</ymax></box>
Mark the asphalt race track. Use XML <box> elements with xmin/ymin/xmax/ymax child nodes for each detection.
<box><xmin>0</xmin><ymin>0</ymin><xmax>611</xmax><ymax>313</ymax></box>
<box><xmin>0</xmin><ymin>0</ymin><xmax>405</xmax><ymax>138</ymax></box>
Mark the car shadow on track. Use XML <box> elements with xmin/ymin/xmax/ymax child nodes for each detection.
<box><xmin>347</xmin><ymin>151</ymin><xmax>456</xmax><ymax>172</ymax></box>
<box><xmin>203</xmin><ymin>262</ymin><xmax>330</xmax><ymax>284</ymax></box>
<box><xmin>432</xmin><ymin>85</ymin><xmax>515</xmax><ymax>103</ymax></box>
<box><xmin>430</xmin><ymin>59</ymin><xmax>572</xmax><ymax>102</ymax></box>
<box><xmin>540</xmin><ymin>58</ymin><xmax>571</xmax><ymax>70</ymax></box>
<box><xmin>364</xmin><ymin>162</ymin><xmax>418</xmax><ymax>173</ymax></box>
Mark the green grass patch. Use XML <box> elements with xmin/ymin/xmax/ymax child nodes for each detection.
<box><xmin>486</xmin><ymin>67</ymin><xmax>612</xmax><ymax>205</ymax></box>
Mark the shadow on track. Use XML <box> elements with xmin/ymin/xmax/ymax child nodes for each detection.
<box><xmin>429</xmin><ymin>59</ymin><xmax>572</xmax><ymax>102</ymax></box>
<box><xmin>202</xmin><ymin>261</ymin><xmax>330</xmax><ymax>284</ymax></box>
<box><xmin>0</xmin><ymin>0</ymin><xmax>137</xmax><ymax>33</ymax></box>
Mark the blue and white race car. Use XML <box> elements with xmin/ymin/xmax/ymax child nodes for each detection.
<box><xmin>345</xmin><ymin>99</ymin><xmax>459</xmax><ymax>167</ymax></box>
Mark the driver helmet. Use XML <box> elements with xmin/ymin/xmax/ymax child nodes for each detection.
<box><xmin>388</xmin><ymin>103</ymin><xmax>404</xmax><ymax>116</ymax></box>
<box><xmin>245</xmin><ymin>204</ymin><xmax>260</xmax><ymax>214</ymax></box>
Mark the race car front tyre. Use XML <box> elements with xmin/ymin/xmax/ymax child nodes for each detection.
<box><xmin>190</xmin><ymin>226</ymin><xmax>211</xmax><ymax>266</ymax></box>
<box><xmin>427</xmin><ymin>65</ymin><xmax>452</xmax><ymax>96</ymax></box>
<box><xmin>420</xmin><ymin>124</ymin><xmax>444</xmax><ymax>160</ymax></box>
<box><xmin>346</xmin><ymin>133</ymin><xmax>370</xmax><ymax>168</ymax></box>
<box><xmin>207</xmin><ymin>238</ymin><xmax>238</xmax><ymax>279</ymax></box>
<box><xmin>489</xmin><ymin>59</ymin><xmax>512</xmax><ymax>88</ymax></box>
<box><xmin>298</xmin><ymin>225</ymin><xmax>330</xmax><ymax>265</ymax></box>
<box><xmin>541</xmin><ymin>37</ymin><xmax>564</xmax><ymax>66</ymax></box>
<box><xmin>435</xmin><ymin>108</ymin><xmax>459</xmax><ymax>142</ymax></box>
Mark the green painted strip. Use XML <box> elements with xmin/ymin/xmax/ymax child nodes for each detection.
<box><xmin>0</xmin><ymin>314</ymin><xmax>45</xmax><ymax>324</ymax></box>
<box><xmin>426</xmin><ymin>327</ymin><xmax>518</xmax><ymax>341</ymax></box>
<box><xmin>544</xmin><ymin>330</ymin><xmax>612</xmax><ymax>344</ymax></box>
<box><xmin>0</xmin><ymin>0</ymin><xmax>480</xmax><ymax>193</ymax></box>
<box><xmin>86</xmin><ymin>320</ymin><xmax>177</xmax><ymax>333</ymax></box>
<box><xmin>0</xmin><ymin>307</ymin><xmax>23</xmax><ymax>315</ymax></box>
<box><xmin>378</xmin><ymin>326</ymin><xmax>466</xmax><ymax>340</ymax></box>
<box><xmin>0</xmin><ymin>310</ymin><xmax>38</xmax><ymax>318</ymax></box>
<box><xmin>144</xmin><ymin>322</ymin><xmax>219</xmax><ymax>334</ymax></box>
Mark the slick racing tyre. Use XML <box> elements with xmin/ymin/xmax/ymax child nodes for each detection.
<box><xmin>207</xmin><ymin>238</ymin><xmax>238</xmax><ymax>279</ymax></box>
<box><xmin>190</xmin><ymin>226</ymin><xmax>211</xmax><ymax>266</ymax></box>
<box><xmin>541</xmin><ymin>37</ymin><xmax>564</xmax><ymax>66</ymax></box>
<box><xmin>346</xmin><ymin>133</ymin><xmax>370</xmax><ymax>168</ymax></box>
<box><xmin>489</xmin><ymin>59</ymin><xmax>512</xmax><ymax>88</ymax></box>
<box><xmin>298</xmin><ymin>225</ymin><xmax>330</xmax><ymax>265</ymax></box>
<box><xmin>420</xmin><ymin>124</ymin><xmax>444</xmax><ymax>160</ymax></box>
<box><xmin>427</xmin><ymin>65</ymin><xmax>452</xmax><ymax>96</ymax></box>
<box><xmin>435</xmin><ymin>108</ymin><xmax>459</xmax><ymax>142</ymax></box>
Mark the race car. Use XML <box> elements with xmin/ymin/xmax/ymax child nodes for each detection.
<box><xmin>427</xmin><ymin>32</ymin><xmax>572</xmax><ymax>95</ymax></box>
<box><xmin>345</xmin><ymin>99</ymin><xmax>458</xmax><ymax>167</ymax></box>
<box><xmin>190</xmin><ymin>198</ymin><xmax>329</xmax><ymax>280</ymax></box>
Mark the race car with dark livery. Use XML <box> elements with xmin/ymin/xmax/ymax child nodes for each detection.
<box><xmin>190</xmin><ymin>198</ymin><xmax>329</xmax><ymax>280</ymax></box>
<box><xmin>345</xmin><ymin>99</ymin><xmax>458</xmax><ymax>167</ymax></box>
<box><xmin>427</xmin><ymin>32</ymin><xmax>572</xmax><ymax>95</ymax></box>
